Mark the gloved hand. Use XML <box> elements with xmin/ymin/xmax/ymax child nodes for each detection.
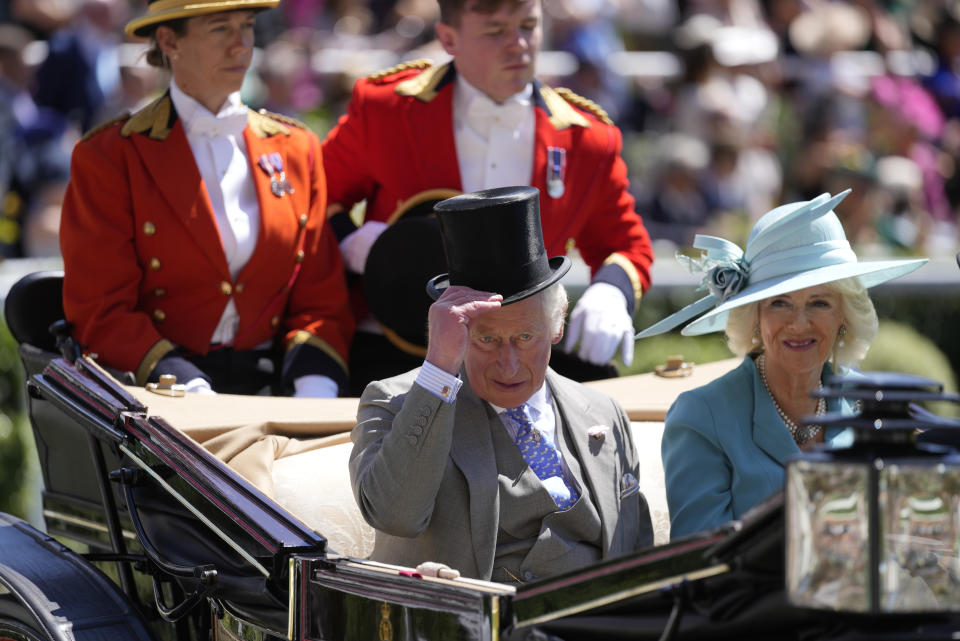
<box><xmin>184</xmin><ymin>377</ymin><xmax>216</xmax><ymax>394</ymax></box>
<box><xmin>293</xmin><ymin>375</ymin><xmax>339</xmax><ymax>398</ymax></box>
<box><xmin>564</xmin><ymin>282</ymin><xmax>634</xmax><ymax>367</ymax></box>
<box><xmin>338</xmin><ymin>220</ymin><xmax>388</xmax><ymax>274</ymax></box>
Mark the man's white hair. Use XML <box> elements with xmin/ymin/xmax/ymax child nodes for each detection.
<box><xmin>539</xmin><ymin>283</ymin><xmax>568</xmax><ymax>337</ymax></box>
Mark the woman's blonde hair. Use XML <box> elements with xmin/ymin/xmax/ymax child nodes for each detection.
<box><xmin>725</xmin><ymin>277</ymin><xmax>878</xmax><ymax>366</ymax></box>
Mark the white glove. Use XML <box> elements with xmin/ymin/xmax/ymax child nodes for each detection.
<box><xmin>184</xmin><ymin>377</ymin><xmax>216</xmax><ymax>394</ymax></box>
<box><xmin>338</xmin><ymin>220</ymin><xmax>388</xmax><ymax>274</ymax></box>
<box><xmin>293</xmin><ymin>375</ymin><xmax>339</xmax><ymax>398</ymax></box>
<box><xmin>415</xmin><ymin>561</ymin><xmax>461</xmax><ymax>579</ymax></box>
<box><xmin>564</xmin><ymin>282</ymin><xmax>634</xmax><ymax>367</ymax></box>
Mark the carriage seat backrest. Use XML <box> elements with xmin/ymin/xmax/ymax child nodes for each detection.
<box><xmin>268</xmin><ymin>421</ymin><xmax>671</xmax><ymax>560</ymax></box>
<box><xmin>4</xmin><ymin>270</ymin><xmax>66</xmax><ymax>353</ymax></box>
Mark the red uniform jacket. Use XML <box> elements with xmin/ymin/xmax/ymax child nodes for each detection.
<box><xmin>61</xmin><ymin>93</ymin><xmax>355</xmax><ymax>386</ymax></box>
<box><xmin>322</xmin><ymin>61</ymin><xmax>653</xmax><ymax>311</ymax></box>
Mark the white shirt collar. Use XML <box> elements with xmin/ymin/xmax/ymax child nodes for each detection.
<box><xmin>490</xmin><ymin>381</ymin><xmax>552</xmax><ymax>420</ymax></box>
<box><xmin>170</xmin><ymin>81</ymin><xmax>247</xmax><ymax>137</ymax></box>
<box><xmin>455</xmin><ymin>73</ymin><xmax>533</xmax><ymax>109</ymax></box>
<box><xmin>457</xmin><ymin>73</ymin><xmax>533</xmax><ymax>105</ymax></box>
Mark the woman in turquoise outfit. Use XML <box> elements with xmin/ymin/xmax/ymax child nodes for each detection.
<box><xmin>635</xmin><ymin>191</ymin><xmax>927</xmax><ymax>540</ymax></box>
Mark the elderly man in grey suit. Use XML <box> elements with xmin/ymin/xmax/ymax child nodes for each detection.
<box><xmin>349</xmin><ymin>186</ymin><xmax>653</xmax><ymax>583</ymax></box>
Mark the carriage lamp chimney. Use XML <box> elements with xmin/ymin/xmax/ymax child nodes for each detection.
<box><xmin>784</xmin><ymin>373</ymin><xmax>960</xmax><ymax>613</ymax></box>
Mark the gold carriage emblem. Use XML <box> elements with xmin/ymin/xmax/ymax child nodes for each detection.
<box><xmin>378</xmin><ymin>602</ymin><xmax>393</xmax><ymax>641</ymax></box>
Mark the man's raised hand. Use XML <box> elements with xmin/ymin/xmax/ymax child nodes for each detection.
<box><xmin>425</xmin><ymin>286</ymin><xmax>502</xmax><ymax>375</ymax></box>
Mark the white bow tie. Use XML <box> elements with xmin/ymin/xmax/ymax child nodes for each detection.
<box><xmin>188</xmin><ymin>109</ymin><xmax>248</xmax><ymax>138</ymax></box>
<box><xmin>466</xmin><ymin>95</ymin><xmax>528</xmax><ymax>131</ymax></box>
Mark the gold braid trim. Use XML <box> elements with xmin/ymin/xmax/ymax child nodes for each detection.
<box><xmin>554</xmin><ymin>87</ymin><xmax>614</xmax><ymax>126</ymax></box>
<box><xmin>367</xmin><ymin>58</ymin><xmax>433</xmax><ymax>83</ymax></box>
<box><xmin>249</xmin><ymin>109</ymin><xmax>293</xmax><ymax>138</ymax></box>
<box><xmin>286</xmin><ymin>330</ymin><xmax>349</xmax><ymax>375</ymax></box>
<box><xmin>603</xmin><ymin>253</ymin><xmax>643</xmax><ymax>314</ymax></box>
<box><xmin>81</xmin><ymin>114</ymin><xmax>129</xmax><ymax>142</ymax></box>
<box><xmin>379</xmin><ymin>324</ymin><xmax>427</xmax><ymax>358</ymax></box>
<box><xmin>121</xmin><ymin>94</ymin><xmax>172</xmax><ymax>140</ymax></box>
<box><xmin>395</xmin><ymin>61</ymin><xmax>450</xmax><ymax>103</ymax></box>
<box><xmin>136</xmin><ymin>338</ymin><xmax>177</xmax><ymax>386</ymax></box>
<box><xmin>538</xmin><ymin>86</ymin><xmax>590</xmax><ymax>130</ymax></box>
<box><xmin>386</xmin><ymin>188</ymin><xmax>461</xmax><ymax>225</ymax></box>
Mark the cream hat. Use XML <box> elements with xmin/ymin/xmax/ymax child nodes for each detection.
<box><xmin>636</xmin><ymin>191</ymin><xmax>927</xmax><ymax>338</ymax></box>
<box><xmin>125</xmin><ymin>0</ymin><xmax>280</xmax><ymax>38</ymax></box>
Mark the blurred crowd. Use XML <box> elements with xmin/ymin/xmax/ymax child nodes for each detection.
<box><xmin>3</xmin><ymin>0</ymin><xmax>960</xmax><ymax>261</ymax></box>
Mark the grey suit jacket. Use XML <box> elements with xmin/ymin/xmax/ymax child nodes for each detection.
<box><xmin>349</xmin><ymin>367</ymin><xmax>653</xmax><ymax>580</ymax></box>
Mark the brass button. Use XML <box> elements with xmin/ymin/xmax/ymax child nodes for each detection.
<box><xmin>154</xmin><ymin>288</ymin><xmax>165</xmax><ymax>296</ymax></box>
<box><xmin>270</xmin><ymin>315</ymin><xmax>280</xmax><ymax>328</ymax></box>
<box><xmin>220</xmin><ymin>281</ymin><xmax>232</xmax><ymax>296</ymax></box>
<box><xmin>295</xmin><ymin>250</ymin><xmax>305</xmax><ymax>264</ymax></box>
<box><xmin>149</xmin><ymin>257</ymin><xmax>161</xmax><ymax>271</ymax></box>
<box><xmin>235</xmin><ymin>283</ymin><xmax>245</xmax><ymax>293</ymax></box>
<box><xmin>298</xmin><ymin>213</ymin><xmax>308</xmax><ymax>228</ymax></box>
<box><xmin>153</xmin><ymin>309</ymin><xmax>166</xmax><ymax>322</ymax></box>
<box><xmin>143</xmin><ymin>221</ymin><xmax>156</xmax><ymax>236</ymax></box>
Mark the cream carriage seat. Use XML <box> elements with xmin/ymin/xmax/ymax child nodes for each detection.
<box><xmin>268</xmin><ymin>422</ymin><xmax>671</xmax><ymax>554</ymax></box>
<box><xmin>271</xmin><ymin>440</ymin><xmax>376</xmax><ymax>558</ymax></box>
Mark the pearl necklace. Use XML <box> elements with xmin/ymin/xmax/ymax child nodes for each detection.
<box><xmin>756</xmin><ymin>354</ymin><xmax>826</xmax><ymax>445</ymax></box>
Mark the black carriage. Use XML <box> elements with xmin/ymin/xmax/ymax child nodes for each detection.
<box><xmin>3</xmin><ymin>270</ymin><xmax>960</xmax><ymax>641</ymax></box>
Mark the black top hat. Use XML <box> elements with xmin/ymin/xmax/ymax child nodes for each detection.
<box><xmin>364</xmin><ymin>215</ymin><xmax>448</xmax><ymax>353</ymax></box>
<box><xmin>427</xmin><ymin>186</ymin><xmax>570</xmax><ymax>304</ymax></box>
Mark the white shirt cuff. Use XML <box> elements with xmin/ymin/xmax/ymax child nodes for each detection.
<box><xmin>293</xmin><ymin>375</ymin><xmax>339</xmax><ymax>398</ymax></box>
<box><xmin>416</xmin><ymin>361</ymin><xmax>462</xmax><ymax>403</ymax></box>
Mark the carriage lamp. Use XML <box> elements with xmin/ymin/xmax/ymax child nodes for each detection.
<box><xmin>785</xmin><ymin>372</ymin><xmax>960</xmax><ymax>613</ymax></box>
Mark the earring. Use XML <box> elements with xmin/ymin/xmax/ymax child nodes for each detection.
<box><xmin>837</xmin><ymin>325</ymin><xmax>846</xmax><ymax>348</ymax></box>
<box><xmin>751</xmin><ymin>326</ymin><xmax>760</xmax><ymax>346</ymax></box>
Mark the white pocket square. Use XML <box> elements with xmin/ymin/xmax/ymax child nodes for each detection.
<box><xmin>587</xmin><ymin>425</ymin><xmax>608</xmax><ymax>439</ymax></box>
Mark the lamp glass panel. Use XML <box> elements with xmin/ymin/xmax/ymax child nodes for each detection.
<box><xmin>786</xmin><ymin>459</ymin><xmax>870</xmax><ymax>612</ymax></box>
<box><xmin>879</xmin><ymin>462</ymin><xmax>960</xmax><ymax>612</ymax></box>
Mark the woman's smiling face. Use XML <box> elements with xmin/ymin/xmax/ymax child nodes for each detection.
<box><xmin>758</xmin><ymin>285</ymin><xmax>845</xmax><ymax>376</ymax></box>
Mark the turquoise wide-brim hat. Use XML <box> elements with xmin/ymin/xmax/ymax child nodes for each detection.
<box><xmin>635</xmin><ymin>190</ymin><xmax>928</xmax><ymax>339</ymax></box>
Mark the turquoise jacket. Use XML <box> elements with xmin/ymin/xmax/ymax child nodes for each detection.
<box><xmin>662</xmin><ymin>356</ymin><xmax>857</xmax><ymax>540</ymax></box>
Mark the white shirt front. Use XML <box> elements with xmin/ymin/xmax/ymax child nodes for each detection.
<box><xmin>453</xmin><ymin>75</ymin><xmax>535</xmax><ymax>193</ymax></box>
<box><xmin>170</xmin><ymin>82</ymin><xmax>259</xmax><ymax>344</ymax></box>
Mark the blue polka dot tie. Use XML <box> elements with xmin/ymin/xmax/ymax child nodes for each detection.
<box><xmin>504</xmin><ymin>404</ymin><xmax>579</xmax><ymax>510</ymax></box>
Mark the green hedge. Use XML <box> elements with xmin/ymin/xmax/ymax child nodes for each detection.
<box><xmin>0</xmin><ymin>319</ymin><xmax>35</xmax><ymax>521</ymax></box>
<box><xmin>861</xmin><ymin>320</ymin><xmax>959</xmax><ymax>417</ymax></box>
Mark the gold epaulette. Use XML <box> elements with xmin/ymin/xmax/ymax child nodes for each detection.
<box><xmin>248</xmin><ymin>109</ymin><xmax>305</xmax><ymax>138</ymax></box>
<box><xmin>367</xmin><ymin>58</ymin><xmax>433</xmax><ymax>83</ymax></box>
<box><xmin>554</xmin><ymin>88</ymin><xmax>614</xmax><ymax>126</ymax></box>
<box><xmin>122</xmin><ymin>94</ymin><xmax>172</xmax><ymax>140</ymax></box>
<box><xmin>81</xmin><ymin>114</ymin><xmax>129</xmax><ymax>142</ymax></box>
<box><xmin>256</xmin><ymin>108</ymin><xmax>307</xmax><ymax>130</ymax></box>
